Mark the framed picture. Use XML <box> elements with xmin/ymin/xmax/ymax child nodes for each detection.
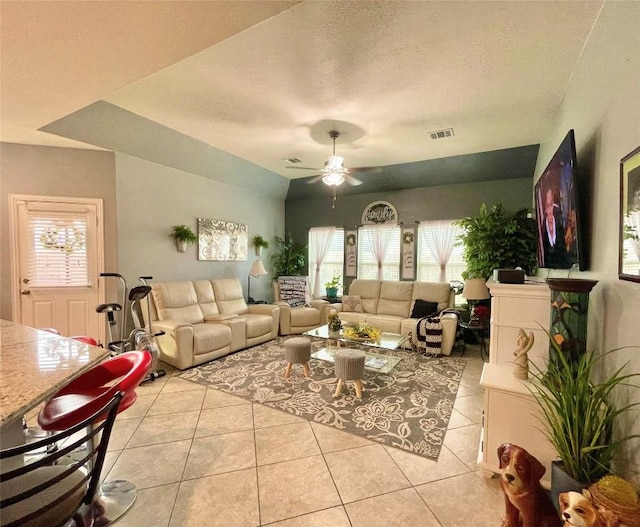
<box><xmin>345</xmin><ymin>230</ymin><xmax>357</xmax><ymax>277</ymax></box>
<box><xmin>619</xmin><ymin>146</ymin><xmax>640</xmax><ymax>282</ymax></box>
<box><xmin>401</xmin><ymin>227</ymin><xmax>415</xmax><ymax>280</ymax></box>
<box><xmin>197</xmin><ymin>218</ymin><xmax>248</xmax><ymax>261</ymax></box>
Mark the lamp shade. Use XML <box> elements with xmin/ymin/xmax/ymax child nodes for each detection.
<box><xmin>462</xmin><ymin>278</ymin><xmax>490</xmax><ymax>300</ymax></box>
<box><xmin>249</xmin><ymin>259</ymin><xmax>268</xmax><ymax>278</ymax></box>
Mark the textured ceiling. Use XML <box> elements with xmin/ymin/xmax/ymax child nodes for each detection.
<box><xmin>1</xmin><ymin>0</ymin><xmax>603</xmax><ymax>191</ymax></box>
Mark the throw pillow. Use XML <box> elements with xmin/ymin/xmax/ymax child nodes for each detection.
<box><xmin>342</xmin><ymin>295</ymin><xmax>364</xmax><ymax>312</ymax></box>
<box><xmin>411</xmin><ymin>299</ymin><xmax>439</xmax><ymax>319</ymax></box>
<box><xmin>277</xmin><ymin>276</ymin><xmax>308</xmax><ymax>308</ymax></box>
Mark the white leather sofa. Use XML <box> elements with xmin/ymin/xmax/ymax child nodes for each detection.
<box><xmin>273</xmin><ymin>280</ymin><xmax>331</xmax><ymax>335</ymax></box>
<box><xmin>333</xmin><ymin>279</ymin><xmax>459</xmax><ymax>355</ymax></box>
<box><xmin>146</xmin><ymin>278</ymin><xmax>279</xmax><ymax>370</ymax></box>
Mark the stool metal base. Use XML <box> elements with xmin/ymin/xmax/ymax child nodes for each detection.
<box><xmin>89</xmin><ymin>479</ymin><xmax>137</xmax><ymax>525</ymax></box>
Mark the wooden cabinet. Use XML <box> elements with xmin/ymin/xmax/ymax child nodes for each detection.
<box><xmin>477</xmin><ymin>281</ymin><xmax>557</xmax><ymax>487</ymax></box>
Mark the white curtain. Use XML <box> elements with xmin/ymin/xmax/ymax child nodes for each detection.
<box><xmin>309</xmin><ymin>227</ymin><xmax>336</xmax><ymax>298</ymax></box>
<box><xmin>362</xmin><ymin>225</ymin><xmax>395</xmax><ymax>280</ymax></box>
<box><xmin>420</xmin><ymin>220</ymin><xmax>459</xmax><ymax>282</ymax></box>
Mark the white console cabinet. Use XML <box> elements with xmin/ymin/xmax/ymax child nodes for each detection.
<box><xmin>477</xmin><ymin>281</ymin><xmax>557</xmax><ymax>487</ymax></box>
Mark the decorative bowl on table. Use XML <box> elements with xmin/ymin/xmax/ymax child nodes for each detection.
<box><xmin>342</xmin><ymin>322</ymin><xmax>382</xmax><ymax>342</ymax></box>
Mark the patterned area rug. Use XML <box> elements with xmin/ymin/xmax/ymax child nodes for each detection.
<box><xmin>179</xmin><ymin>336</ymin><xmax>466</xmax><ymax>460</ymax></box>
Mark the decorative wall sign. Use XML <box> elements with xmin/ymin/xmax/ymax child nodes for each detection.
<box><xmin>345</xmin><ymin>230</ymin><xmax>357</xmax><ymax>277</ymax></box>
<box><xmin>361</xmin><ymin>201</ymin><xmax>398</xmax><ymax>225</ymax></box>
<box><xmin>401</xmin><ymin>227</ymin><xmax>415</xmax><ymax>280</ymax></box>
<box><xmin>197</xmin><ymin>218</ymin><xmax>248</xmax><ymax>261</ymax></box>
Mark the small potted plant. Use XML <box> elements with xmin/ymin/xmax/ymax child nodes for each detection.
<box><xmin>252</xmin><ymin>234</ymin><xmax>270</xmax><ymax>256</ymax></box>
<box><xmin>327</xmin><ymin>310</ymin><xmax>342</xmax><ymax>338</ymax></box>
<box><xmin>324</xmin><ymin>275</ymin><xmax>341</xmax><ymax>300</ymax></box>
<box><xmin>170</xmin><ymin>225</ymin><xmax>197</xmax><ymax>252</ymax></box>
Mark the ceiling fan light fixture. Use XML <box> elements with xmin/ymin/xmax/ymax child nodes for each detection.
<box><xmin>322</xmin><ymin>171</ymin><xmax>345</xmax><ymax>186</ymax></box>
<box><xmin>326</xmin><ymin>155</ymin><xmax>344</xmax><ymax>169</ymax></box>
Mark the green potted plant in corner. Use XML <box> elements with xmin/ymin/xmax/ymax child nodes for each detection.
<box><xmin>170</xmin><ymin>224</ymin><xmax>197</xmax><ymax>252</ymax></box>
<box><xmin>252</xmin><ymin>234</ymin><xmax>269</xmax><ymax>257</ymax></box>
<box><xmin>528</xmin><ymin>335</ymin><xmax>640</xmax><ymax>504</ymax></box>
<box><xmin>270</xmin><ymin>233</ymin><xmax>306</xmax><ymax>279</ymax></box>
<box><xmin>324</xmin><ymin>275</ymin><xmax>341</xmax><ymax>300</ymax></box>
<box><xmin>456</xmin><ymin>203</ymin><xmax>537</xmax><ymax>280</ymax></box>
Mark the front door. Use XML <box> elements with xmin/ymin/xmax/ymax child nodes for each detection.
<box><xmin>10</xmin><ymin>195</ymin><xmax>105</xmax><ymax>339</ymax></box>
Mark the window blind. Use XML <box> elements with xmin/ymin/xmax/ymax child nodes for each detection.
<box><xmin>357</xmin><ymin>225</ymin><xmax>401</xmax><ymax>280</ymax></box>
<box><xmin>24</xmin><ymin>211</ymin><xmax>90</xmax><ymax>287</ymax></box>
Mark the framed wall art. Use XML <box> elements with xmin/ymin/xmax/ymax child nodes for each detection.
<box><xmin>619</xmin><ymin>145</ymin><xmax>640</xmax><ymax>282</ymax></box>
<box><xmin>345</xmin><ymin>230</ymin><xmax>357</xmax><ymax>277</ymax></box>
<box><xmin>401</xmin><ymin>226</ymin><xmax>415</xmax><ymax>280</ymax></box>
<box><xmin>197</xmin><ymin>218</ymin><xmax>248</xmax><ymax>261</ymax></box>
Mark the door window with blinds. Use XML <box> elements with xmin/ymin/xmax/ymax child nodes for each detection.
<box><xmin>19</xmin><ymin>202</ymin><xmax>96</xmax><ymax>287</ymax></box>
<box><xmin>357</xmin><ymin>225</ymin><xmax>401</xmax><ymax>280</ymax></box>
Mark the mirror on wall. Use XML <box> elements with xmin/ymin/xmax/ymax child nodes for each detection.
<box><xmin>619</xmin><ymin>146</ymin><xmax>640</xmax><ymax>282</ymax></box>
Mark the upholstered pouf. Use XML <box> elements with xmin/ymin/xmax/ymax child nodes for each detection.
<box><xmin>334</xmin><ymin>349</ymin><xmax>366</xmax><ymax>399</ymax></box>
<box><xmin>283</xmin><ymin>337</ymin><xmax>312</xmax><ymax>378</ymax></box>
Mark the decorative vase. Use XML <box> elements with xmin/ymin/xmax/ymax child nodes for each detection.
<box><xmin>328</xmin><ymin>329</ymin><xmax>341</xmax><ymax>339</ymax></box>
<box><xmin>255</xmin><ymin>246</ymin><xmax>263</xmax><ymax>257</ymax></box>
<box><xmin>326</xmin><ymin>287</ymin><xmax>338</xmax><ymax>300</ymax></box>
<box><xmin>176</xmin><ymin>239</ymin><xmax>187</xmax><ymax>252</ymax></box>
<box><xmin>550</xmin><ymin>460</ymin><xmax>584</xmax><ymax>513</ymax></box>
<box><xmin>545</xmin><ymin>278</ymin><xmax>598</xmax><ymax>364</ymax></box>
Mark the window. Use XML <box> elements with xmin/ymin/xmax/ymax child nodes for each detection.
<box><xmin>357</xmin><ymin>225</ymin><xmax>401</xmax><ymax>280</ymax></box>
<box><xmin>416</xmin><ymin>220</ymin><xmax>465</xmax><ymax>284</ymax></box>
<box><xmin>308</xmin><ymin>228</ymin><xmax>344</xmax><ymax>297</ymax></box>
<box><xmin>24</xmin><ymin>212</ymin><xmax>91</xmax><ymax>287</ymax></box>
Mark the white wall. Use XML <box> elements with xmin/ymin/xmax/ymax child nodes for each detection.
<box><xmin>535</xmin><ymin>0</ymin><xmax>640</xmax><ymax>485</ymax></box>
<box><xmin>115</xmin><ymin>154</ymin><xmax>284</xmax><ymax>302</ymax></box>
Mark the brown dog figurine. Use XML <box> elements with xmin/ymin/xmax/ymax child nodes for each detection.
<box><xmin>498</xmin><ymin>443</ymin><xmax>561</xmax><ymax>527</ymax></box>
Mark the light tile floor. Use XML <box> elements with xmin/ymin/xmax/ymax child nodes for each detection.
<box><xmin>91</xmin><ymin>344</ymin><xmax>506</xmax><ymax>525</ymax></box>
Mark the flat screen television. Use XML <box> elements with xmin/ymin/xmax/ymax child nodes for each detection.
<box><xmin>534</xmin><ymin>129</ymin><xmax>585</xmax><ymax>270</ymax></box>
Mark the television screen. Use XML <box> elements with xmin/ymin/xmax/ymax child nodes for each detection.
<box><xmin>534</xmin><ymin>130</ymin><xmax>582</xmax><ymax>270</ymax></box>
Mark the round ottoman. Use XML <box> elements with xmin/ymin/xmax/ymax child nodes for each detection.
<box><xmin>283</xmin><ymin>337</ymin><xmax>312</xmax><ymax>378</ymax></box>
<box><xmin>334</xmin><ymin>348</ymin><xmax>365</xmax><ymax>399</ymax></box>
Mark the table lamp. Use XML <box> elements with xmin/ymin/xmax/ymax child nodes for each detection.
<box><xmin>248</xmin><ymin>259</ymin><xmax>268</xmax><ymax>303</ymax></box>
<box><xmin>462</xmin><ymin>278</ymin><xmax>490</xmax><ymax>326</ymax></box>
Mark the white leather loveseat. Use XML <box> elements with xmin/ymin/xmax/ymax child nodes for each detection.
<box><xmin>146</xmin><ymin>278</ymin><xmax>279</xmax><ymax>370</ymax></box>
<box><xmin>333</xmin><ymin>279</ymin><xmax>459</xmax><ymax>355</ymax></box>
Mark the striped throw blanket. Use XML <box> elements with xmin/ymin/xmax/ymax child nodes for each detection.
<box><xmin>411</xmin><ymin>315</ymin><xmax>443</xmax><ymax>356</ymax></box>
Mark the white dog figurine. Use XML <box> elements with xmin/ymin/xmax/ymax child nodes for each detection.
<box><xmin>559</xmin><ymin>491</ymin><xmax>600</xmax><ymax>527</ymax></box>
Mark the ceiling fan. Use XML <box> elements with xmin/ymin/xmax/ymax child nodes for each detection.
<box><xmin>286</xmin><ymin>130</ymin><xmax>364</xmax><ymax>188</ymax></box>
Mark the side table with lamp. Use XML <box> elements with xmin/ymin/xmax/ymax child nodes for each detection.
<box><xmin>461</xmin><ymin>278</ymin><xmax>490</xmax><ymax>359</ymax></box>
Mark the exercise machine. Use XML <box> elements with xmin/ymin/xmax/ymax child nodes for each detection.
<box><xmin>96</xmin><ymin>272</ymin><xmax>166</xmax><ymax>383</ymax></box>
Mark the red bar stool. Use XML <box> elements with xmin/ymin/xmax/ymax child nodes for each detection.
<box><xmin>38</xmin><ymin>350</ymin><xmax>151</xmax><ymax>526</ymax></box>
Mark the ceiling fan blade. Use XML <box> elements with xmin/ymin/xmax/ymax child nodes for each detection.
<box><xmin>349</xmin><ymin>166</ymin><xmax>383</xmax><ymax>174</ymax></box>
<box><xmin>305</xmin><ymin>175</ymin><xmax>324</xmax><ymax>184</ymax></box>
<box><xmin>345</xmin><ymin>174</ymin><xmax>363</xmax><ymax>186</ymax></box>
<box><xmin>286</xmin><ymin>166</ymin><xmax>322</xmax><ymax>170</ymax></box>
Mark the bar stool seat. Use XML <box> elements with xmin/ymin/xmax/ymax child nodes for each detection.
<box><xmin>38</xmin><ymin>351</ymin><xmax>151</xmax><ymax>526</ymax></box>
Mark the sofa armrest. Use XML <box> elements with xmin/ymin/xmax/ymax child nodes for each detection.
<box><xmin>439</xmin><ymin>312</ymin><xmax>459</xmax><ymax>356</ymax></box>
<box><xmin>152</xmin><ymin>319</ymin><xmax>195</xmax><ymax>370</ymax></box>
<box><xmin>247</xmin><ymin>303</ymin><xmax>280</xmax><ymax>317</ymax></box>
<box><xmin>309</xmin><ymin>299</ymin><xmax>329</xmax><ymax>309</ymax></box>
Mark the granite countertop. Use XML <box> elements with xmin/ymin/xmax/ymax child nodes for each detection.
<box><xmin>0</xmin><ymin>319</ymin><xmax>109</xmax><ymax>425</ymax></box>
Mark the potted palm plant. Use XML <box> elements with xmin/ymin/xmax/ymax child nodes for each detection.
<box><xmin>528</xmin><ymin>335</ymin><xmax>640</xmax><ymax>504</ymax></box>
<box><xmin>270</xmin><ymin>233</ymin><xmax>306</xmax><ymax>279</ymax></box>
<box><xmin>170</xmin><ymin>225</ymin><xmax>197</xmax><ymax>252</ymax></box>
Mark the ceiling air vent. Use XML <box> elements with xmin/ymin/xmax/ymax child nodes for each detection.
<box><xmin>283</xmin><ymin>157</ymin><xmax>302</xmax><ymax>164</ymax></box>
<box><xmin>429</xmin><ymin>128</ymin><xmax>454</xmax><ymax>140</ymax></box>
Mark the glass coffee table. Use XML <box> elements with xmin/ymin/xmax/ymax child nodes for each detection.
<box><xmin>303</xmin><ymin>325</ymin><xmax>408</xmax><ymax>374</ymax></box>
